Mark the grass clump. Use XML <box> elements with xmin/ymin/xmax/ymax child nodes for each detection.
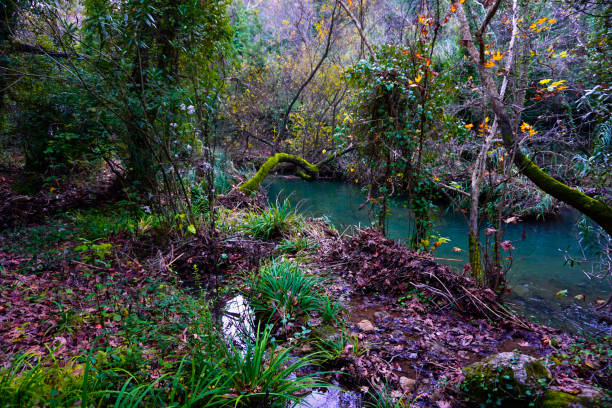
<box><xmin>246</xmin><ymin>258</ymin><xmax>322</xmax><ymax>325</ymax></box>
<box><xmin>365</xmin><ymin>383</ymin><xmax>413</xmax><ymax>408</ymax></box>
<box><xmin>244</xmin><ymin>258</ymin><xmax>343</xmax><ymax>329</ymax></box>
<box><xmin>218</xmin><ymin>324</ymin><xmax>322</xmax><ymax>407</ymax></box>
<box><xmin>241</xmin><ymin>197</ymin><xmax>301</xmax><ymax>240</ymax></box>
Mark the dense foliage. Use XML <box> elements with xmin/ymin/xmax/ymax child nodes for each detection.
<box><xmin>0</xmin><ymin>0</ymin><xmax>610</xmax><ymax>406</ymax></box>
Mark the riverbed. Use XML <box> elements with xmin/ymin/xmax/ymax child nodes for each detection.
<box><xmin>265</xmin><ymin>177</ymin><xmax>610</xmax><ymax>335</ymax></box>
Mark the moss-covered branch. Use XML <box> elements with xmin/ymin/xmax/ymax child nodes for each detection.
<box><xmin>239</xmin><ymin>145</ymin><xmax>355</xmax><ymax>195</ymax></box>
<box><xmin>239</xmin><ymin>153</ymin><xmax>319</xmax><ymax>195</ymax></box>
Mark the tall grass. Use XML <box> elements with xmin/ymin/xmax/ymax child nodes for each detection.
<box><xmin>218</xmin><ymin>324</ymin><xmax>322</xmax><ymax>407</ymax></box>
<box><xmin>0</xmin><ymin>327</ymin><xmax>322</xmax><ymax>407</ymax></box>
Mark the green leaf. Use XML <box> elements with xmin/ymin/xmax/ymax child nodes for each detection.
<box><xmin>187</xmin><ymin>224</ymin><xmax>196</xmax><ymax>234</ymax></box>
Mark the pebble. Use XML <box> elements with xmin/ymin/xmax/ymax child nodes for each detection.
<box><xmin>400</xmin><ymin>376</ymin><xmax>416</xmax><ymax>392</ymax></box>
<box><xmin>357</xmin><ymin>319</ymin><xmax>376</xmax><ymax>333</ymax></box>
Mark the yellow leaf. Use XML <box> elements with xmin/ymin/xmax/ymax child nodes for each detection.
<box><xmin>450</xmin><ymin>4</ymin><xmax>457</xmax><ymax>12</ymax></box>
<box><xmin>418</xmin><ymin>15</ymin><xmax>426</xmax><ymax>24</ymax></box>
<box><xmin>528</xmin><ymin>128</ymin><xmax>535</xmax><ymax>136</ymax></box>
<box><xmin>282</xmin><ymin>19</ymin><xmax>289</xmax><ymax>26</ymax></box>
<box><xmin>322</xmin><ymin>149</ymin><xmax>327</xmax><ymax>154</ymax></box>
<box><xmin>551</xmin><ymin>80</ymin><xmax>566</xmax><ymax>87</ymax></box>
<box><xmin>415</xmin><ymin>74</ymin><xmax>422</xmax><ymax>83</ymax></box>
<box><xmin>520</xmin><ymin>122</ymin><xmax>531</xmax><ymax>132</ymax></box>
<box><xmin>558</xmin><ymin>51</ymin><xmax>568</xmax><ymax>58</ymax></box>
<box><xmin>537</xmin><ymin>17</ymin><xmax>547</xmax><ymax>24</ymax></box>
<box><xmin>529</xmin><ymin>24</ymin><xmax>537</xmax><ymax>31</ymax></box>
<box><xmin>484</xmin><ymin>60</ymin><xmax>495</xmax><ymax>67</ymax></box>
<box><xmin>492</xmin><ymin>51</ymin><xmax>503</xmax><ymax>61</ymax></box>
<box><xmin>539</xmin><ymin>79</ymin><xmax>551</xmax><ymax>84</ymax></box>
<box><xmin>465</xmin><ymin>123</ymin><xmax>474</xmax><ymax>130</ymax></box>
<box><xmin>548</xmin><ymin>18</ymin><xmax>556</xmax><ymax>24</ymax></box>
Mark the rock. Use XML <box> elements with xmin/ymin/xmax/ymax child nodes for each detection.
<box><xmin>542</xmin><ymin>387</ymin><xmax>607</xmax><ymax>408</ymax></box>
<box><xmin>462</xmin><ymin>352</ymin><xmax>608</xmax><ymax>407</ymax></box>
<box><xmin>399</xmin><ymin>376</ymin><xmax>416</xmax><ymax>392</ymax></box>
<box><xmin>390</xmin><ymin>390</ymin><xmax>403</xmax><ymax>399</ymax></box>
<box><xmin>462</xmin><ymin>352</ymin><xmax>551</xmax><ymax>406</ymax></box>
<box><xmin>299</xmin><ymin>344</ymin><xmax>313</xmax><ymax>354</ymax></box>
<box><xmin>357</xmin><ymin>319</ymin><xmax>376</xmax><ymax>333</ymax></box>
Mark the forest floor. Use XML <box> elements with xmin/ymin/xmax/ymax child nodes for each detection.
<box><xmin>0</xmin><ymin>167</ymin><xmax>610</xmax><ymax>407</ymax></box>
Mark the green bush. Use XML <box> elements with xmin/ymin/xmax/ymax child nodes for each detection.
<box><xmin>12</xmin><ymin>76</ymin><xmax>112</xmax><ymax>179</ymax></box>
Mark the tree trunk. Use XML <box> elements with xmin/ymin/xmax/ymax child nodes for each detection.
<box><xmin>239</xmin><ymin>144</ymin><xmax>355</xmax><ymax>195</ymax></box>
<box><xmin>239</xmin><ymin>153</ymin><xmax>319</xmax><ymax>195</ymax></box>
<box><xmin>457</xmin><ymin>3</ymin><xmax>612</xmax><ymax>237</ymax></box>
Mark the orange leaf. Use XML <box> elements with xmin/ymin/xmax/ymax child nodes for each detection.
<box><xmin>484</xmin><ymin>60</ymin><xmax>495</xmax><ymax>67</ymax></box>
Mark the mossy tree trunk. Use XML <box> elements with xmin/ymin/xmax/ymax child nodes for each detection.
<box><xmin>239</xmin><ymin>153</ymin><xmax>319</xmax><ymax>195</ymax></box>
<box><xmin>457</xmin><ymin>3</ymin><xmax>612</xmax><ymax>237</ymax></box>
<box><xmin>239</xmin><ymin>145</ymin><xmax>355</xmax><ymax>195</ymax></box>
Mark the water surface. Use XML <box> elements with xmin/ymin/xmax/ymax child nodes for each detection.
<box><xmin>265</xmin><ymin>177</ymin><xmax>610</xmax><ymax>335</ymax></box>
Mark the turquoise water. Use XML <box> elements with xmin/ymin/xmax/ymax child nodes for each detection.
<box><xmin>265</xmin><ymin>177</ymin><xmax>610</xmax><ymax>335</ymax></box>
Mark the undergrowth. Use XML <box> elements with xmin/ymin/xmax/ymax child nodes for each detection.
<box><xmin>0</xmin><ymin>322</ymin><xmax>321</xmax><ymax>407</ymax></box>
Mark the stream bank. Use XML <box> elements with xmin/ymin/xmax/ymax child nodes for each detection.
<box><xmin>265</xmin><ymin>177</ymin><xmax>611</xmax><ymax>336</ymax></box>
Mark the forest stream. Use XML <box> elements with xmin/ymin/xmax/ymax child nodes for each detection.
<box><xmin>265</xmin><ymin>177</ymin><xmax>610</xmax><ymax>336</ymax></box>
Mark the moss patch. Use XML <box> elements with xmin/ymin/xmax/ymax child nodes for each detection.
<box><xmin>461</xmin><ymin>353</ymin><xmax>551</xmax><ymax>407</ymax></box>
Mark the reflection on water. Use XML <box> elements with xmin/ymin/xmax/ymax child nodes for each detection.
<box><xmin>265</xmin><ymin>177</ymin><xmax>610</xmax><ymax>335</ymax></box>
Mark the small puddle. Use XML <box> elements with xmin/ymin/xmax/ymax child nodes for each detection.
<box><xmin>297</xmin><ymin>387</ymin><xmax>361</xmax><ymax>408</ymax></box>
<box><xmin>221</xmin><ymin>295</ymin><xmax>255</xmax><ymax>351</ymax></box>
